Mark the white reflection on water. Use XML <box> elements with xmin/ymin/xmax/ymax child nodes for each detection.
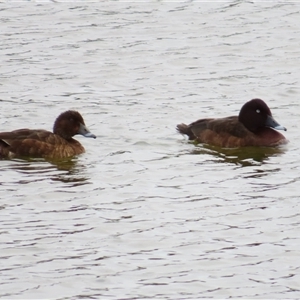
<box><xmin>1</xmin><ymin>2</ymin><xmax>300</xmax><ymax>300</ymax></box>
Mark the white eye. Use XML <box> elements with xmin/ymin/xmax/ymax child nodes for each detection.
<box><xmin>256</xmin><ymin>109</ymin><xmax>260</xmax><ymax>113</ymax></box>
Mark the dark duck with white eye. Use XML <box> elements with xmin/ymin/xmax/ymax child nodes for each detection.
<box><xmin>177</xmin><ymin>98</ymin><xmax>287</xmax><ymax>148</ymax></box>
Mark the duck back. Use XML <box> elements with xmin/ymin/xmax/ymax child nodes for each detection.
<box><xmin>0</xmin><ymin>129</ymin><xmax>85</xmax><ymax>159</ymax></box>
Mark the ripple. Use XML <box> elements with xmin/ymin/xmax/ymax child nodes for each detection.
<box><xmin>1</xmin><ymin>2</ymin><xmax>300</xmax><ymax>300</ymax></box>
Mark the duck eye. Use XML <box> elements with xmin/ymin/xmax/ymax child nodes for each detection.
<box><xmin>256</xmin><ymin>109</ymin><xmax>260</xmax><ymax>114</ymax></box>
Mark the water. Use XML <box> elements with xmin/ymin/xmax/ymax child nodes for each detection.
<box><xmin>1</xmin><ymin>2</ymin><xmax>300</xmax><ymax>299</ymax></box>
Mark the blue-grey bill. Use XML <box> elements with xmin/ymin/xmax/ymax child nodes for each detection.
<box><xmin>78</xmin><ymin>123</ymin><xmax>96</xmax><ymax>138</ymax></box>
<box><xmin>266</xmin><ymin>115</ymin><xmax>287</xmax><ymax>131</ymax></box>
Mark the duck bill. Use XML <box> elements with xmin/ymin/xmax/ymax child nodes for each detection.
<box><xmin>266</xmin><ymin>115</ymin><xmax>287</xmax><ymax>131</ymax></box>
<box><xmin>78</xmin><ymin>123</ymin><xmax>96</xmax><ymax>138</ymax></box>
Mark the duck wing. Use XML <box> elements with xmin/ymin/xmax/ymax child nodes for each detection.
<box><xmin>0</xmin><ymin>129</ymin><xmax>82</xmax><ymax>158</ymax></box>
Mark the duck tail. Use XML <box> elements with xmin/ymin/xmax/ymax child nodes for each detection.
<box><xmin>176</xmin><ymin>123</ymin><xmax>195</xmax><ymax>140</ymax></box>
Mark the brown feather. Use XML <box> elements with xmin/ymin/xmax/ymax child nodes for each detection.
<box><xmin>0</xmin><ymin>111</ymin><xmax>95</xmax><ymax>159</ymax></box>
<box><xmin>0</xmin><ymin>130</ymin><xmax>85</xmax><ymax>159</ymax></box>
<box><xmin>177</xmin><ymin>99</ymin><xmax>287</xmax><ymax>148</ymax></box>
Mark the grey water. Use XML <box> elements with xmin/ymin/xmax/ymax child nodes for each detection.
<box><xmin>1</xmin><ymin>2</ymin><xmax>300</xmax><ymax>299</ymax></box>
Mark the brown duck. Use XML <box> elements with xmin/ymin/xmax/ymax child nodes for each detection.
<box><xmin>177</xmin><ymin>99</ymin><xmax>287</xmax><ymax>148</ymax></box>
<box><xmin>0</xmin><ymin>110</ymin><xmax>96</xmax><ymax>159</ymax></box>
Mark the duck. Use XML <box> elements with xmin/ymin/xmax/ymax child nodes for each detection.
<box><xmin>0</xmin><ymin>110</ymin><xmax>96</xmax><ymax>159</ymax></box>
<box><xmin>177</xmin><ymin>98</ymin><xmax>288</xmax><ymax>148</ymax></box>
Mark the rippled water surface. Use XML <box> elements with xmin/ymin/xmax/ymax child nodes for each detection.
<box><xmin>1</xmin><ymin>2</ymin><xmax>300</xmax><ymax>299</ymax></box>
